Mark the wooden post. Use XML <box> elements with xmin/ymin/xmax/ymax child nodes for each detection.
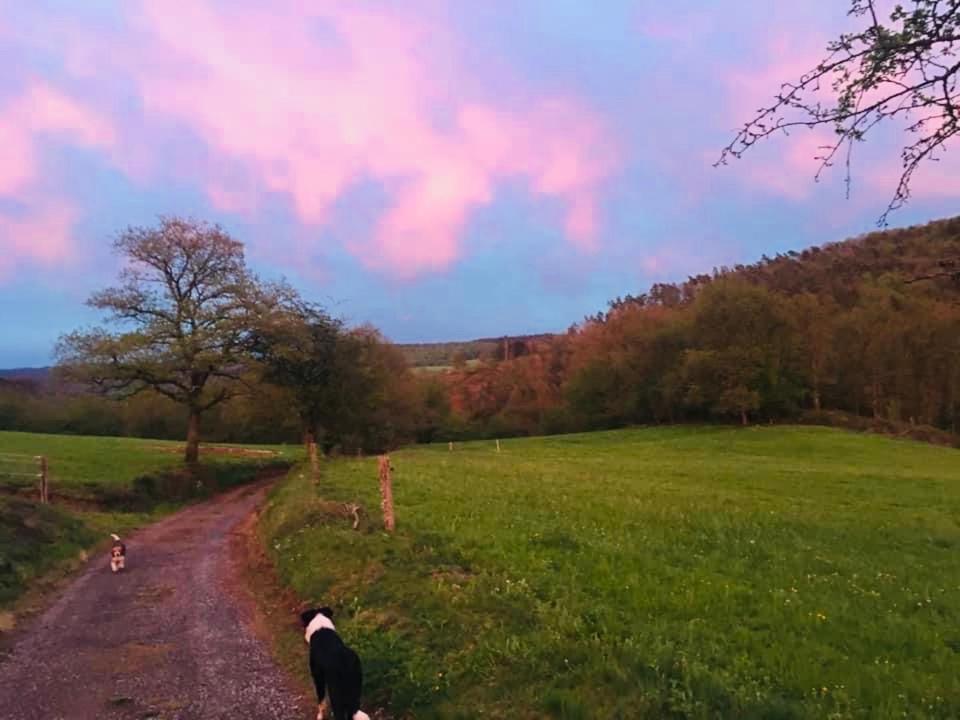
<box><xmin>38</xmin><ymin>456</ymin><xmax>48</xmax><ymax>504</ymax></box>
<box><xmin>496</xmin><ymin>439</ymin><xmax>501</xmax><ymax>453</ymax></box>
<box><xmin>308</xmin><ymin>441</ymin><xmax>319</xmax><ymax>482</ymax></box>
<box><xmin>448</xmin><ymin>441</ymin><xmax>453</xmax><ymax>452</ymax></box>
<box><xmin>378</xmin><ymin>455</ymin><xmax>395</xmax><ymax>532</ymax></box>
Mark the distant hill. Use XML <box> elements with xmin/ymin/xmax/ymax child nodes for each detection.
<box><xmin>0</xmin><ymin>367</ymin><xmax>51</xmax><ymax>382</ymax></box>
<box><xmin>0</xmin><ymin>333</ymin><xmax>562</xmax><ymax>381</ymax></box>
<box><xmin>398</xmin><ymin>334</ymin><xmax>555</xmax><ymax>368</ymax></box>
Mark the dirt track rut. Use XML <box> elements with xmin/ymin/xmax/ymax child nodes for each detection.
<box><xmin>0</xmin><ymin>478</ymin><xmax>309</xmax><ymax>720</ymax></box>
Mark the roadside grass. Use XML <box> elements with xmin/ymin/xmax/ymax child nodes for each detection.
<box><xmin>261</xmin><ymin>426</ymin><xmax>960</xmax><ymax>719</ymax></box>
<box><xmin>0</xmin><ymin>431</ymin><xmax>301</xmax><ymax>612</ymax></box>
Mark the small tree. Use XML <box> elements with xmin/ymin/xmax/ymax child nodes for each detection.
<box><xmin>247</xmin><ymin>298</ymin><xmax>344</xmax><ymax>452</ymax></box>
<box><xmin>56</xmin><ymin>217</ymin><xmax>260</xmax><ymax>464</ymax></box>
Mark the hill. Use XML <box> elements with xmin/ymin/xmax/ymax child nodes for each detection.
<box><xmin>262</xmin><ymin>425</ymin><xmax>960</xmax><ymax>718</ymax></box>
<box><xmin>0</xmin><ymin>368</ymin><xmax>51</xmax><ymax>381</ymax></box>
<box><xmin>398</xmin><ymin>334</ymin><xmax>555</xmax><ymax>368</ymax></box>
<box><xmin>428</xmin><ymin>216</ymin><xmax>960</xmax><ymax>441</ymax></box>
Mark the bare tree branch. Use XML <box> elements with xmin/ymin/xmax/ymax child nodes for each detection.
<box><xmin>717</xmin><ymin>0</ymin><xmax>960</xmax><ymax>224</ymax></box>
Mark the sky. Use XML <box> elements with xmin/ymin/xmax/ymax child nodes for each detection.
<box><xmin>1</xmin><ymin>0</ymin><xmax>959</xmax><ymax>367</ymax></box>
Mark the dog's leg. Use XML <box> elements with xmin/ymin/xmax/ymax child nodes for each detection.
<box><xmin>119</xmin><ymin>556</ymin><xmax>125</xmax><ymax>570</ymax></box>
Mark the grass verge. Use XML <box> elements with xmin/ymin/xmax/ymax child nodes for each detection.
<box><xmin>260</xmin><ymin>426</ymin><xmax>960</xmax><ymax>719</ymax></box>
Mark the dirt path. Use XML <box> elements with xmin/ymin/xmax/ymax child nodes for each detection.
<box><xmin>0</xmin><ymin>476</ymin><xmax>310</xmax><ymax>720</ymax></box>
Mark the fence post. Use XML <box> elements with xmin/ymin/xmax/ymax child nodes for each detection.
<box><xmin>378</xmin><ymin>455</ymin><xmax>395</xmax><ymax>533</ymax></box>
<box><xmin>496</xmin><ymin>439</ymin><xmax>501</xmax><ymax>453</ymax></box>
<box><xmin>38</xmin><ymin>456</ymin><xmax>48</xmax><ymax>504</ymax></box>
<box><xmin>448</xmin><ymin>441</ymin><xmax>454</xmax><ymax>452</ymax></box>
<box><xmin>308</xmin><ymin>441</ymin><xmax>319</xmax><ymax>483</ymax></box>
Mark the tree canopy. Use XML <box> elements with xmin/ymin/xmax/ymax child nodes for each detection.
<box><xmin>56</xmin><ymin>217</ymin><xmax>264</xmax><ymax>463</ymax></box>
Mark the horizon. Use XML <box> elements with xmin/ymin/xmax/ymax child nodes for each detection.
<box><xmin>3</xmin><ymin>1</ymin><xmax>960</xmax><ymax>367</ymax></box>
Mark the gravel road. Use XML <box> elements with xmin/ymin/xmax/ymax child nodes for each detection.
<box><xmin>0</xmin><ymin>477</ymin><xmax>310</xmax><ymax>720</ymax></box>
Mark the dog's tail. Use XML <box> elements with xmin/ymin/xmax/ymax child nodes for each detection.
<box><xmin>353</xmin><ymin>712</ymin><xmax>371</xmax><ymax>720</ymax></box>
<box><xmin>110</xmin><ymin>533</ymin><xmax>120</xmax><ymax>542</ymax></box>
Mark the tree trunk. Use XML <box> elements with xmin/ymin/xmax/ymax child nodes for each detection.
<box><xmin>812</xmin><ymin>385</ymin><xmax>821</xmax><ymax>412</ymax></box>
<box><xmin>185</xmin><ymin>409</ymin><xmax>201</xmax><ymax>464</ymax></box>
<box><xmin>740</xmin><ymin>409</ymin><xmax>748</xmax><ymax>426</ymax></box>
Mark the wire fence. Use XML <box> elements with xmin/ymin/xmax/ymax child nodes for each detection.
<box><xmin>0</xmin><ymin>452</ymin><xmax>49</xmax><ymax>503</ymax></box>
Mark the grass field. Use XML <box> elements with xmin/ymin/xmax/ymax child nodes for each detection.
<box><xmin>0</xmin><ymin>431</ymin><xmax>301</xmax><ymax>609</ymax></box>
<box><xmin>261</xmin><ymin>426</ymin><xmax>960</xmax><ymax>719</ymax></box>
<box><xmin>0</xmin><ymin>431</ymin><xmax>300</xmax><ymax>494</ymax></box>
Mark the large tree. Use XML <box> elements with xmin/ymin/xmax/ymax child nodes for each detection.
<box><xmin>719</xmin><ymin>0</ymin><xmax>960</xmax><ymax>226</ymax></box>
<box><xmin>56</xmin><ymin>217</ymin><xmax>261</xmax><ymax>463</ymax></box>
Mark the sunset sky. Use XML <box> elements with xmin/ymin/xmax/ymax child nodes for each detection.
<box><xmin>2</xmin><ymin>1</ymin><xmax>959</xmax><ymax>367</ymax></box>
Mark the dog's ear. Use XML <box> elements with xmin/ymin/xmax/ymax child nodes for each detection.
<box><xmin>318</xmin><ymin>606</ymin><xmax>334</xmax><ymax>620</ymax></box>
<box><xmin>300</xmin><ymin>608</ymin><xmax>320</xmax><ymax>627</ymax></box>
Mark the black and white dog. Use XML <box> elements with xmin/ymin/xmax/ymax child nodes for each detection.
<box><xmin>109</xmin><ymin>533</ymin><xmax>126</xmax><ymax>573</ymax></box>
<box><xmin>301</xmin><ymin>607</ymin><xmax>370</xmax><ymax>720</ymax></box>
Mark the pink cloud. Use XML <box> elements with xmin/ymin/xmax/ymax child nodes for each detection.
<box><xmin>637</xmin><ymin>9</ymin><xmax>714</xmax><ymax>47</ymax></box>
<box><xmin>0</xmin><ymin>83</ymin><xmax>114</xmax><ymax>276</ymax></box>
<box><xmin>0</xmin><ymin>83</ymin><xmax>113</xmax><ymax>194</ymax></box>
<box><xmin>36</xmin><ymin>1</ymin><xmax>617</xmax><ymax>278</ymax></box>
<box><xmin>0</xmin><ymin>202</ymin><xmax>78</xmax><ymax>280</ymax></box>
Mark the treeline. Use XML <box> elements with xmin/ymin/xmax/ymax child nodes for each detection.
<box><xmin>428</xmin><ymin>217</ymin><xmax>960</xmax><ymax>439</ymax></box>
<box><xmin>0</xmin><ymin>327</ymin><xmax>424</xmax><ymax>452</ymax></box>
<box><xmin>2</xmin><ymin>216</ymin><xmax>959</xmax><ymax>448</ymax></box>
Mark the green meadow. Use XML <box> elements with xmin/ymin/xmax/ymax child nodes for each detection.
<box><xmin>262</xmin><ymin>426</ymin><xmax>960</xmax><ymax>719</ymax></box>
<box><xmin>0</xmin><ymin>431</ymin><xmax>299</xmax><ymax>608</ymax></box>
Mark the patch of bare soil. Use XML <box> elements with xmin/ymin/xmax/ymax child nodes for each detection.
<box><xmin>145</xmin><ymin>444</ymin><xmax>279</xmax><ymax>458</ymax></box>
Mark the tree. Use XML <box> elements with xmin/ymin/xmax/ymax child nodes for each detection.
<box><xmin>718</xmin><ymin>0</ymin><xmax>960</xmax><ymax>223</ymax></box>
<box><xmin>681</xmin><ymin>280</ymin><xmax>800</xmax><ymax>423</ymax></box>
<box><xmin>789</xmin><ymin>293</ymin><xmax>839</xmax><ymax>412</ymax></box>
<box><xmin>247</xmin><ymin>297</ymin><xmax>344</xmax><ymax>450</ymax></box>
<box><xmin>56</xmin><ymin>217</ymin><xmax>261</xmax><ymax>463</ymax></box>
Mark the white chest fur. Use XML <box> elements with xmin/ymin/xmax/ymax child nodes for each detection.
<box><xmin>305</xmin><ymin>613</ymin><xmax>336</xmax><ymax>643</ymax></box>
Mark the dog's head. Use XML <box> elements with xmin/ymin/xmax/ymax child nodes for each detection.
<box><xmin>111</xmin><ymin>547</ymin><xmax>123</xmax><ymax>558</ymax></box>
<box><xmin>300</xmin><ymin>606</ymin><xmax>334</xmax><ymax>628</ymax></box>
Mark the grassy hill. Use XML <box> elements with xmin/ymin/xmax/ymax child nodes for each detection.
<box><xmin>262</xmin><ymin>426</ymin><xmax>960</xmax><ymax>719</ymax></box>
<box><xmin>0</xmin><ymin>432</ymin><xmax>301</xmax><ymax>609</ymax></box>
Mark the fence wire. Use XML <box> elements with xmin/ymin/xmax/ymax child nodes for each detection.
<box><xmin>0</xmin><ymin>453</ymin><xmax>42</xmax><ymax>487</ymax></box>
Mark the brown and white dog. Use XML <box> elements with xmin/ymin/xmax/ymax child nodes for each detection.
<box><xmin>109</xmin><ymin>533</ymin><xmax>126</xmax><ymax>573</ymax></box>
